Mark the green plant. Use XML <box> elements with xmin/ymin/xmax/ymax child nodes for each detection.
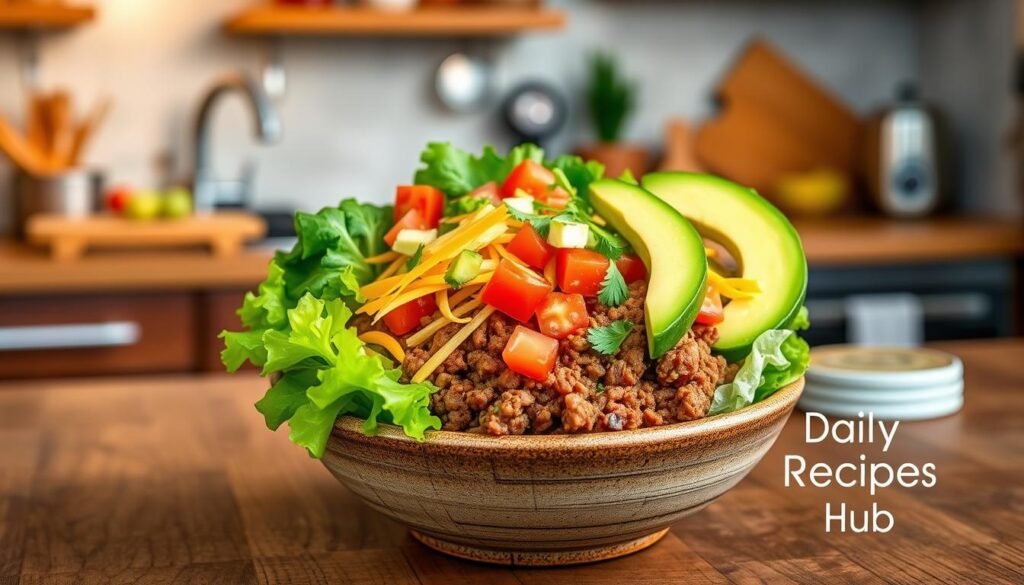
<box><xmin>587</xmin><ymin>52</ymin><xmax>636</xmax><ymax>143</ymax></box>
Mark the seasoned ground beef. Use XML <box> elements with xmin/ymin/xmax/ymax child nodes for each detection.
<box><xmin>399</xmin><ymin>281</ymin><xmax>729</xmax><ymax>436</ymax></box>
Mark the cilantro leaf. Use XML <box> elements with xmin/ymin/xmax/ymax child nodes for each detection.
<box><xmin>506</xmin><ymin>203</ymin><xmax>552</xmax><ymax>237</ymax></box>
<box><xmin>598</xmin><ymin>262</ymin><xmax>629</xmax><ymax>307</ymax></box>
<box><xmin>591</xmin><ymin>226</ymin><xmax>625</xmax><ymax>260</ymax></box>
<box><xmin>587</xmin><ymin>320</ymin><xmax>634</xmax><ymax>355</ymax></box>
<box><xmin>406</xmin><ymin>244</ymin><xmax>424</xmax><ymax>271</ymax></box>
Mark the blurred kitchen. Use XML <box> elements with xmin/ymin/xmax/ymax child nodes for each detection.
<box><xmin>0</xmin><ymin>0</ymin><xmax>1022</xmax><ymax>379</ymax></box>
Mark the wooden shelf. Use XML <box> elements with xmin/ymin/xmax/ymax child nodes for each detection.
<box><xmin>795</xmin><ymin>216</ymin><xmax>1024</xmax><ymax>266</ymax></box>
<box><xmin>0</xmin><ymin>4</ymin><xmax>95</xmax><ymax>30</ymax></box>
<box><xmin>225</xmin><ymin>5</ymin><xmax>566</xmax><ymax>37</ymax></box>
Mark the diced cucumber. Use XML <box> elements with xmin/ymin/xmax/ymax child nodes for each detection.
<box><xmin>504</xmin><ymin>195</ymin><xmax>534</xmax><ymax>214</ymax></box>
<box><xmin>547</xmin><ymin>218</ymin><xmax>590</xmax><ymax>248</ymax></box>
<box><xmin>445</xmin><ymin>250</ymin><xmax>484</xmax><ymax>289</ymax></box>
<box><xmin>393</xmin><ymin>228</ymin><xmax>437</xmax><ymax>255</ymax></box>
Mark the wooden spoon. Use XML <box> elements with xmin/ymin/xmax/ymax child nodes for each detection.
<box><xmin>68</xmin><ymin>97</ymin><xmax>111</xmax><ymax>166</ymax></box>
<box><xmin>0</xmin><ymin>115</ymin><xmax>55</xmax><ymax>176</ymax></box>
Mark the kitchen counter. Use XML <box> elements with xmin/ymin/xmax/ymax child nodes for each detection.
<box><xmin>0</xmin><ymin>339</ymin><xmax>1020</xmax><ymax>583</ymax></box>
<box><xmin>0</xmin><ymin>240</ymin><xmax>275</xmax><ymax>294</ymax></box>
<box><xmin>792</xmin><ymin>215</ymin><xmax>1024</xmax><ymax>265</ymax></box>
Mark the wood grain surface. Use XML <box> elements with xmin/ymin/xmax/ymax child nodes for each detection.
<box><xmin>0</xmin><ymin>339</ymin><xmax>1021</xmax><ymax>583</ymax></box>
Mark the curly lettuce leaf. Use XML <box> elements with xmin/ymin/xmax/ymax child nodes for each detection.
<box><xmin>548</xmin><ymin>154</ymin><xmax>605</xmax><ymax>206</ymax></box>
<box><xmin>709</xmin><ymin>329</ymin><xmax>809</xmax><ymax>415</ymax></box>
<box><xmin>275</xmin><ymin>200</ymin><xmax>390</xmax><ymax>302</ymax></box>
<box><xmin>755</xmin><ymin>334</ymin><xmax>810</xmax><ymax>402</ymax></box>
<box><xmin>238</xmin><ymin>261</ymin><xmax>288</xmax><ymax>330</ymax></box>
<box><xmin>414</xmin><ymin>142</ymin><xmax>543</xmax><ymax>197</ymax></box>
<box><xmin>221</xmin><ymin>330</ymin><xmax>269</xmax><ymax>373</ymax></box>
<box><xmin>255</xmin><ymin>369</ymin><xmax>320</xmax><ymax>431</ymax></box>
<box><xmin>245</xmin><ymin>294</ymin><xmax>440</xmax><ymax>457</ymax></box>
<box><xmin>788</xmin><ymin>305</ymin><xmax>810</xmax><ymax>331</ymax></box>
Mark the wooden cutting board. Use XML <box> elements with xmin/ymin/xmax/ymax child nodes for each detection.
<box><xmin>696</xmin><ymin>39</ymin><xmax>861</xmax><ymax>195</ymax></box>
<box><xmin>26</xmin><ymin>212</ymin><xmax>267</xmax><ymax>261</ymax></box>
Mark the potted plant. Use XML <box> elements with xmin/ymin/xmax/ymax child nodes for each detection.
<box><xmin>576</xmin><ymin>52</ymin><xmax>649</xmax><ymax>178</ymax></box>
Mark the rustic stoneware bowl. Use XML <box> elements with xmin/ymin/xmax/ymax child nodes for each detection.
<box><xmin>322</xmin><ymin>377</ymin><xmax>804</xmax><ymax>566</ymax></box>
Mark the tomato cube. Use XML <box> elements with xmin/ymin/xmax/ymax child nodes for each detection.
<box><xmin>506</xmin><ymin>224</ymin><xmax>555</xmax><ymax>270</ymax></box>
<box><xmin>501</xmin><ymin>160</ymin><xmax>555</xmax><ymax>199</ymax></box>
<box><xmin>384</xmin><ymin>208</ymin><xmax>427</xmax><ymax>247</ymax></box>
<box><xmin>555</xmin><ymin>248</ymin><xmax>609</xmax><ymax>297</ymax></box>
<box><xmin>502</xmin><ymin>325</ymin><xmax>558</xmax><ymax>381</ymax></box>
<box><xmin>481</xmin><ymin>259</ymin><xmax>552</xmax><ymax>322</ymax></box>
<box><xmin>616</xmin><ymin>253</ymin><xmax>647</xmax><ymax>284</ymax></box>
<box><xmin>695</xmin><ymin>285</ymin><xmax>724</xmax><ymax>325</ymax></box>
<box><xmin>395</xmin><ymin>185</ymin><xmax>445</xmax><ymax>228</ymax></box>
<box><xmin>382</xmin><ymin>294</ymin><xmax>437</xmax><ymax>336</ymax></box>
<box><xmin>535</xmin><ymin>292</ymin><xmax>589</xmax><ymax>339</ymax></box>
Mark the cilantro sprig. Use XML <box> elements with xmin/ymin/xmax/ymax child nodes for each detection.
<box><xmin>586</xmin><ymin>320</ymin><xmax>635</xmax><ymax>355</ymax></box>
<box><xmin>598</xmin><ymin>262</ymin><xmax>628</xmax><ymax>307</ymax></box>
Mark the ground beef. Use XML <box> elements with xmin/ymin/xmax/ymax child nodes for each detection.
<box><xmin>399</xmin><ymin>281</ymin><xmax>729</xmax><ymax>436</ymax></box>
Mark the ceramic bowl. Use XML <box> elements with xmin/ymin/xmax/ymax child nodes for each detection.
<box><xmin>322</xmin><ymin>377</ymin><xmax>804</xmax><ymax>566</ymax></box>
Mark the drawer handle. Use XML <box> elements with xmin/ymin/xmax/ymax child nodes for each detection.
<box><xmin>0</xmin><ymin>321</ymin><xmax>141</xmax><ymax>351</ymax></box>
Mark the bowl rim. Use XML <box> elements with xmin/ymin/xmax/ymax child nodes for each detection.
<box><xmin>333</xmin><ymin>376</ymin><xmax>804</xmax><ymax>451</ymax></box>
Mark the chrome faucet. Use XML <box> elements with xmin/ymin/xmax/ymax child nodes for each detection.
<box><xmin>192</xmin><ymin>72</ymin><xmax>281</xmax><ymax>211</ymax></box>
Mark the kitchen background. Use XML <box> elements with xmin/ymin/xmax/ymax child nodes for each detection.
<box><xmin>0</xmin><ymin>0</ymin><xmax>1018</xmax><ymax>217</ymax></box>
<box><xmin>0</xmin><ymin>0</ymin><xmax>1022</xmax><ymax>378</ymax></box>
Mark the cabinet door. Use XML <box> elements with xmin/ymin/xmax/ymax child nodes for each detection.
<box><xmin>197</xmin><ymin>289</ymin><xmax>250</xmax><ymax>373</ymax></box>
<box><xmin>0</xmin><ymin>293</ymin><xmax>196</xmax><ymax>378</ymax></box>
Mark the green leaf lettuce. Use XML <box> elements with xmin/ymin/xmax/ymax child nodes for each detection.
<box><xmin>709</xmin><ymin>329</ymin><xmax>810</xmax><ymax>415</ymax></box>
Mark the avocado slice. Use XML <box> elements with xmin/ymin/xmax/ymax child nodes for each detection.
<box><xmin>589</xmin><ymin>179</ymin><xmax>707</xmax><ymax>358</ymax></box>
<box><xmin>642</xmin><ymin>173</ymin><xmax>807</xmax><ymax>360</ymax></box>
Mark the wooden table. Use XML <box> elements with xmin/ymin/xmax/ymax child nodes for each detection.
<box><xmin>0</xmin><ymin>339</ymin><xmax>1021</xmax><ymax>583</ymax></box>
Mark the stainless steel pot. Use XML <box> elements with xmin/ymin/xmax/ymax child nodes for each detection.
<box><xmin>13</xmin><ymin>170</ymin><xmax>104</xmax><ymax>237</ymax></box>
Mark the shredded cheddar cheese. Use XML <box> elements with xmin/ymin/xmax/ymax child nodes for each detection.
<box><xmin>436</xmin><ymin>289</ymin><xmax>470</xmax><ymax>324</ymax></box>
<box><xmin>365</xmin><ymin>251</ymin><xmax>400</xmax><ymax>264</ymax></box>
<box><xmin>448</xmin><ymin>284</ymin><xmax>482</xmax><ymax>307</ymax></box>
<box><xmin>376</xmin><ymin>255</ymin><xmax>406</xmax><ymax>280</ymax></box>
<box><xmin>358</xmin><ymin>331</ymin><xmax>406</xmax><ymax>364</ymax></box>
<box><xmin>412</xmin><ymin>306</ymin><xmax>496</xmax><ymax>383</ymax></box>
<box><xmin>406</xmin><ymin>298</ymin><xmax>483</xmax><ymax>347</ymax></box>
<box><xmin>708</xmin><ymin>269</ymin><xmax>761</xmax><ymax>300</ymax></box>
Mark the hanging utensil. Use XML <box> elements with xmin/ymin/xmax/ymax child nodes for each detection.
<box><xmin>435</xmin><ymin>52</ymin><xmax>493</xmax><ymax>113</ymax></box>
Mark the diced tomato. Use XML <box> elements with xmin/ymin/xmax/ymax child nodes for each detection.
<box><xmin>382</xmin><ymin>294</ymin><xmax>437</xmax><ymax>336</ymax></box>
<box><xmin>616</xmin><ymin>254</ymin><xmax>647</xmax><ymax>284</ymax></box>
<box><xmin>545</xmin><ymin>187</ymin><xmax>571</xmax><ymax>209</ymax></box>
<box><xmin>481</xmin><ymin>259</ymin><xmax>553</xmax><ymax>322</ymax></box>
<box><xmin>468</xmin><ymin>181</ymin><xmax>503</xmax><ymax>206</ymax></box>
<box><xmin>501</xmin><ymin>160</ymin><xmax>555</xmax><ymax>199</ymax></box>
<box><xmin>695</xmin><ymin>286</ymin><xmax>724</xmax><ymax>325</ymax></box>
<box><xmin>535</xmin><ymin>292</ymin><xmax>589</xmax><ymax>339</ymax></box>
<box><xmin>395</xmin><ymin>185</ymin><xmax>444</xmax><ymax>228</ymax></box>
<box><xmin>384</xmin><ymin>208</ymin><xmax>427</xmax><ymax>247</ymax></box>
<box><xmin>506</xmin><ymin>224</ymin><xmax>555</xmax><ymax>270</ymax></box>
<box><xmin>555</xmin><ymin>248</ymin><xmax>609</xmax><ymax>297</ymax></box>
<box><xmin>502</xmin><ymin>325</ymin><xmax>559</xmax><ymax>381</ymax></box>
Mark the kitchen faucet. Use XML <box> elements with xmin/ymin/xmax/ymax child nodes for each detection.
<box><xmin>192</xmin><ymin>72</ymin><xmax>281</xmax><ymax>211</ymax></box>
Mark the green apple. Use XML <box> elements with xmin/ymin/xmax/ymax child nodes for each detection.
<box><xmin>161</xmin><ymin>187</ymin><xmax>193</xmax><ymax>219</ymax></box>
<box><xmin>125</xmin><ymin>190</ymin><xmax>162</xmax><ymax>221</ymax></box>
